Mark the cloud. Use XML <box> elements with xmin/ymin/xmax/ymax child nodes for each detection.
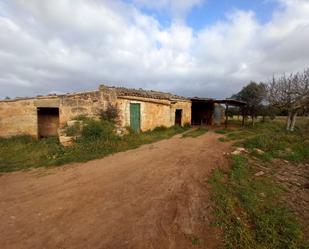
<box><xmin>0</xmin><ymin>0</ymin><xmax>309</xmax><ymax>99</ymax></box>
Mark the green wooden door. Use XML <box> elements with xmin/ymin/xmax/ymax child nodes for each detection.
<box><xmin>130</xmin><ymin>103</ymin><xmax>141</xmax><ymax>131</ymax></box>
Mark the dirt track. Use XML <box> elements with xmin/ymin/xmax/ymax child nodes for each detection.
<box><xmin>0</xmin><ymin>131</ymin><xmax>231</xmax><ymax>249</ymax></box>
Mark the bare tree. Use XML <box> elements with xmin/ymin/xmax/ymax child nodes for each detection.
<box><xmin>268</xmin><ymin>69</ymin><xmax>309</xmax><ymax>131</ymax></box>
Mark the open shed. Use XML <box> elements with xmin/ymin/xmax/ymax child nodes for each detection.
<box><xmin>191</xmin><ymin>98</ymin><xmax>246</xmax><ymax>126</ymax></box>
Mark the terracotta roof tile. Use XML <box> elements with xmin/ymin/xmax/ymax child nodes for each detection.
<box><xmin>106</xmin><ymin>85</ymin><xmax>187</xmax><ymax>100</ymax></box>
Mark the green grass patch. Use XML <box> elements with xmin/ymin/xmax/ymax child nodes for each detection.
<box><xmin>182</xmin><ymin>127</ymin><xmax>208</xmax><ymax>138</ymax></box>
<box><xmin>219</xmin><ymin>120</ymin><xmax>309</xmax><ymax>163</ymax></box>
<box><xmin>215</xmin><ymin>128</ymin><xmax>233</xmax><ymax>134</ymax></box>
<box><xmin>241</xmin><ymin>122</ymin><xmax>309</xmax><ymax>163</ymax></box>
<box><xmin>218</xmin><ymin>137</ymin><xmax>226</xmax><ymax>142</ymax></box>
<box><xmin>0</xmin><ymin>121</ymin><xmax>188</xmax><ymax>172</ymax></box>
<box><xmin>209</xmin><ymin>155</ymin><xmax>308</xmax><ymax>249</ymax></box>
<box><xmin>191</xmin><ymin>236</ymin><xmax>200</xmax><ymax>245</ymax></box>
<box><xmin>226</xmin><ymin>130</ymin><xmax>256</xmax><ymax>141</ymax></box>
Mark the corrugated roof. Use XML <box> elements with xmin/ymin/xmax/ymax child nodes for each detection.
<box><xmin>191</xmin><ymin>97</ymin><xmax>246</xmax><ymax>106</ymax></box>
<box><xmin>191</xmin><ymin>97</ymin><xmax>214</xmax><ymax>101</ymax></box>
<box><xmin>214</xmin><ymin>99</ymin><xmax>246</xmax><ymax>106</ymax></box>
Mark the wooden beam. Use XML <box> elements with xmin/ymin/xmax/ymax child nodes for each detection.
<box><xmin>225</xmin><ymin>104</ymin><xmax>228</xmax><ymax>128</ymax></box>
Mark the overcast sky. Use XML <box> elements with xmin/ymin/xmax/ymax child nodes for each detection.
<box><xmin>1</xmin><ymin>0</ymin><xmax>309</xmax><ymax>99</ymax></box>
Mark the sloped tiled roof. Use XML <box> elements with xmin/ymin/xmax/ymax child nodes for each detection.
<box><xmin>106</xmin><ymin>85</ymin><xmax>188</xmax><ymax>100</ymax></box>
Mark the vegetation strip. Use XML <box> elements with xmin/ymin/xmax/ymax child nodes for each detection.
<box><xmin>0</xmin><ymin>119</ymin><xmax>188</xmax><ymax>172</ymax></box>
<box><xmin>182</xmin><ymin>127</ymin><xmax>208</xmax><ymax>138</ymax></box>
<box><xmin>209</xmin><ymin>120</ymin><xmax>309</xmax><ymax>249</ymax></box>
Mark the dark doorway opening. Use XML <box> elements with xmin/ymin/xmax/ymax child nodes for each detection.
<box><xmin>175</xmin><ymin>109</ymin><xmax>182</xmax><ymax>126</ymax></box>
<box><xmin>191</xmin><ymin>101</ymin><xmax>214</xmax><ymax>125</ymax></box>
<box><xmin>37</xmin><ymin>107</ymin><xmax>60</xmax><ymax>138</ymax></box>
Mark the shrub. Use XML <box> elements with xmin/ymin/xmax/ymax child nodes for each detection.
<box><xmin>65</xmin><ymin>122</ymin><xmax>81</xmax><ymax>136</ymax></box>
<box><xmin>125</xmin><ymin>126</ymin><xmax>138</xmax><ymax>135</ymax></box>
<box><xmin>74</xmin><ymin>114</ymin><xmax>90</xmax><ymax>121</ymax></box>
<box><xmin>100</xmin><ymin>104</ymin><xmax>119</xmax><ymax>123</ymax></box>
<box><xmin>81</xmin><ymin>120</ymin><xmax>115</xmax><ymax>141</ymax></box>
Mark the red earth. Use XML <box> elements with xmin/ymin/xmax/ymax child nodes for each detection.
<box><xmin>0</xmin><ymin>131</ymin><xmax>231</xmax><ymax>249</ymax></box>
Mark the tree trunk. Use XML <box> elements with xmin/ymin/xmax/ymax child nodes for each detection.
<box><xmin>252</xmin><ymin>115</ymin><xmax>255</xmax><ymax>127</ymax></box>
<box><xmin>286</xmin><ymin>112</ymin><xmax>292</xmax><ymax>130</ymax></box>
<box><xmin>290</xmin><ymin>112</ymin><xmax>297</xmax><ymax>131</ymax></box>
<box><xmin>242</xmin><ymin>115</ymin><xmax>245</xmax><ymax>127</ymax></box>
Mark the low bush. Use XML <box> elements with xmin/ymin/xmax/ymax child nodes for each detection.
<box><xmin>81</xmin><ymin>120</ymin><xmax>115</xmax><ymax>141</ymax></box>
<box><xmin>74</xmin><ymin>114</ymin><xmax>91</xmax><ymax>121</ymax></box>
<box><xmin>65</xmin><ymin>122</ymin><xmax>81</xmax><ymax>136</ymax></box>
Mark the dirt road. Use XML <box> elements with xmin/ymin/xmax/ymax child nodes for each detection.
<box><xmin>0</xmin><ymin>131</ymin><xmax>231</xmax><ymax>249</ymax></box>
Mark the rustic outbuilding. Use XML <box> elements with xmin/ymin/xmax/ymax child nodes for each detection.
<box><xmin>0</xmin><ymin>85</ymin><xmax>191</xmax><ymax>138</ymax></box>
<box><xmin>0</xmin><ymin>84</ymin><xmax>245</xmax><ymax>139</ymax></box>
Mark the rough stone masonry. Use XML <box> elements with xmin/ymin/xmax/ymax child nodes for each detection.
<box><xmin>0</xmin><ymin>85</ymin><xmax>192</xmax><ymax>138</ymax></box>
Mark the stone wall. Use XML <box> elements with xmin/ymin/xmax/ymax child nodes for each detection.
<box><xmin>0</xmin><ymin>99</ymin><xmax>37</xmax><ymax>137</ymax></box>
<box><xmin>117</xmin><ymin>97</ymin><xmax>191</xmax><ymax>131</ymax></box>
<box><xmin>59</xmin><ymin>89</ymin><xmax>117</xmax><ymax>126</ymax></box>
<box><xmin>0</xmin><ymin>87</ymin><xmax>191</xmax><ymax>137</ymax></box>
<box><xmin>117</xmin><ymin>97</ymin><xmax>171</xmax><ymax>131</ymax></box>
<box><xmin>0</xmin><ymin>88</ymin><xmax>117</xmax><ymax>138</ymax></box>
<box><xmin>170</xmin><ymin>101</ymin><xmax>192</xmax><ymax>126</ymax></box>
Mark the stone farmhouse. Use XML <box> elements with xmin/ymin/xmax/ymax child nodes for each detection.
<box><xmin>0</xmin><ymin>84</ymin><xmax>243</xmax><ymax>139</ymax></box>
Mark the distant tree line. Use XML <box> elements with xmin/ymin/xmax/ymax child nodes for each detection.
<box><xmin>231</xmin><ymin>68</ymin><xmax>309</xmax><ymax>131</ymax></box>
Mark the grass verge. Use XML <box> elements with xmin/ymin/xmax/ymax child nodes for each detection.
<box><xmin>182</xmin><ymin>127</ymin><xmax>208</xmax><ymax>138</ymax></box>
<box><xmin>219</xmin><ymin>120</ymin><xmax>309</xmax><ymax>163</ymax></box>
<box><xmin>209</xmin><ymin>155</ymin><xmax>308</xmax><ymax>249</ymax></box>
<box><xmin>209</xmin><ymin>119</ymin><xmax>309</xmax><ymax>248</ymax></box>
<box><xmin>215</xmin><ymin>129</ymin><xmax>232</xmax><ymax>135</ymax></box>
<box><xmin>0</xmin><ymin>123</ymin><xmax>188</xmax><ymax>172</ymax></box>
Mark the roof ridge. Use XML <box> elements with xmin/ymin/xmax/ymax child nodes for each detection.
<box><xmin>101</xmin><ymin>84</ymin><xmax>187</xmax><ymax>100</ymax></box>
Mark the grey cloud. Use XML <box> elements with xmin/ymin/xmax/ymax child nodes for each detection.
<box><xmin>0</xmin><ymin>0</ymin><xmax>309</xmax><ymax>100</ymax></box>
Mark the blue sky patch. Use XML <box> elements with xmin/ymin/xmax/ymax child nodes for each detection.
<box><xmin>187</xmin><ymin>0</ymin><xmax>278</xmax><ymax>30</ymax></box>
<box><xmin>124</xmin><ymin>0</ymin><xmax>279</xmax><ymax>30</ymax></box>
